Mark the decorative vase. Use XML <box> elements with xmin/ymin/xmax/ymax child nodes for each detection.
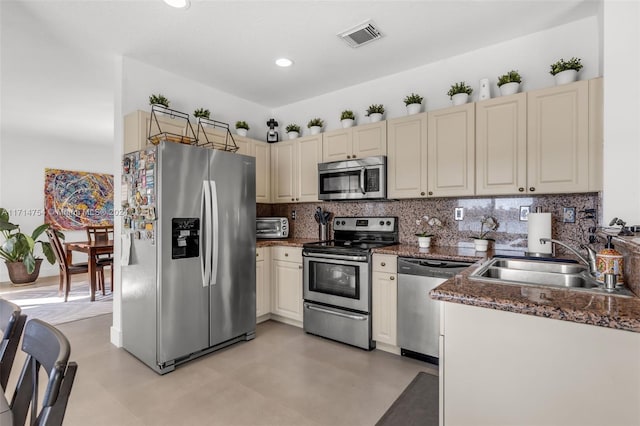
<box><xmin>406</xmin><ymin>104</ymin><xmax>421</xmax><ymax>115</ymax></box>
<box><xmin>309</xmin><ymin>126</ymin><xmax>322</xmax><ymax>135</ymax></box>
<box><xmin>287</xmin><ymin>131</ymin><xmax>299</xmax><ymax>140</ymax></box>
<box><xmin>554</xmin><ymin>69</ymin><xmax>578</xmax><ymax>85</ymax></box>
<box><xmin>451</xmin><ymin>93</ymin><xmax>469</xmax><ymax>106</ymax></box>
<box><xmin>417</xmin><ymin>236</ymin><xmax>431</xmax><ymax>248</ymax></box>
<box><xmin>5</xmin><ymin>259</ymin><xmax>42</xmax><ymax>285</ymax></box>
<box><xmin>236</xmin><ymin>128</ymin><xmax>248</xmax><ymax>137</ymax></box>
<box><xmin>368</xmin><ymin>113</ymin><xmax>383</xmax><ymax>123</ymax></box>
<box><xmin>341</xmin><ymin>119</ymin><xmax>354</xmax><ymax>128</ymax></box>
<box><xmin>474</xmin><ymin>239</ymin><xmax>489</xmax><ymax>252</ymax></box>
<box><xmin>499</xmin><ymin>82</ymin><xmax>520</xmax><ymax>96</ymax></box>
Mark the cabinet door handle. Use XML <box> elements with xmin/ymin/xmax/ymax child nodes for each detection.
<box><xmin>256</xmin><ymin>253</ymin><xmax>259</xmax><ymax>258</ymax></box>
<box><xmin>346</xmin><ymin>155</ymin><xmax>351</xmax><ymax>159</ymax></box>
<box><xmin>285</xmin><ymin>253</ymin><xmax>288</xmax><ymax>257</ymax></box>
<box><xmin>352</xmin><ymin>154</ymin><xmax>356</xmax><ymax>158</ymax></box>
<box><xmin>291</xmin><ymin>198</ymin><xmax>295</xmax><ymax>201</ymax></box>
<box><xmin>298</xmin><ymin>265</ymin><xmax>303</xmax><ymax>269</ymax></box>
<box><xmin>420</xmin><ymin>191</ymin><xmax>425</xmax><ymax>196</ymax></box>
<box><xmin>389</xmin><ymin>276</ymin><xmax>395</xmax><ymax>281</ymax></box>
<box><xmin>381</xmin><ymin>262</ymin><xmax>386</xmax><ymax>267</ymax></box>
<box><xmin>529</xmin><ymin>187</ymin><xmax>535</xmax><ymax>192</ymax></box>
<box><xmin>518</xmin><ymin>187</ymin><xmax>524</xmax><ymax>192</ymax></box>
<box><xmin>428</xmin><ymin>191</ymin><xmax>433</xmax><ymax>196</ymax></box>
<box><xmin>296</xmin><ymin>198</ymin><xmax>299</xmax><ymax>201</ymax></box>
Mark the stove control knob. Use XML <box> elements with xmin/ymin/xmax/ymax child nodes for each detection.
<box><xmin>335</xmin><ymin>220</ymin><xmax>339</xmax><ymax>226</ymax></box>
<box><xmin>386</xmin><ymin>221</ymin><xmax>391</xmax><ymax>226</ymax></box>
<box><xmin>379</xmin><ymin>221</ymin><xmax>384</xmax><ymax>226</ymax></box>
<box><xmin>341</xmin><ymin>220</ymin><xmax>346</xmax><ymax>225</ymax></box>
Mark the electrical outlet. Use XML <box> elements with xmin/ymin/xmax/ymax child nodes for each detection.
<box><xmin>291</xmin><ymin>210</ymin><xmax>296</xmax><ymax>220</ymax></box>
<box><xmin>454</xmin><ymin>207</ymin><xmax>464</xmax><ymax>221</ymax></box>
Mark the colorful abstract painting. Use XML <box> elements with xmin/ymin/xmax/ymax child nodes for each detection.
<box><xmin>44</xmin><ymin>169</ymin><xmax>114</xmax><ymax>230</ymax></box>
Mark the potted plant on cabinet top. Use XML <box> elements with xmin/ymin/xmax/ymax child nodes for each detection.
<box><xmin>193</xmin><ymin>108</ymin><xmax>210</xmax><ymax>126</ymax></box>
<box><xmin>307</xmin><ymin>118</ymin><xmax>324</xmax><ymax>135</ymax></box>
<box><xmin>415</xmin><ymin>215</ymin><xmax>442</xmax><ymax>249</ymax></box>
<box><xmin>285</xmin><ymin>124</ymin><xmax>301</xmax><ymax>140</ymax></box>
<box><xmin>497</xmin><ymin>70</ymin><xmax>522</xmax><ymax>96</ymax></box>
<box><xmin>0</xmin><ymin>208</ymin><xmax>57</xmax><ymax>285</ymax></box>
<box><xmin>235</xmin><ymin>121</ymin><xmax>249</xmax><ymax>137</ymax></box>
<box><xmin>549</xmin><ymin>57</ymin><xmax>583</xmax><ymax>85</ymax></box>
<box><xmin>404</xmin><ymin>93</ymin><xmax>424</xmax><ymax>115</ymax></box>
<box><xmin>470</xmin><ymin>216</ymin><xmax>499</xmax><ymax>252</ymax></box>
<box><xmin>365</xmin><ymin>104</ymin><xmax>385</xmax><ymax>122</ymax></box>
<box><xmin>340</xmin><ymin>110</ymin><xmax>355</xmax><ymax>128</ymax></box>
<box><xmin>149</xmin><ymin>94</ymin><xmax>170</xmax><ymax>108</ymax></box>
<box><xmin>447</xmin><ymin>82</ymin><xmax>473</xmax><ymax>106</ymax></box>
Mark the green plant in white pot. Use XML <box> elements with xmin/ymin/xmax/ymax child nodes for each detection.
<box><xmin>549</xmin><ymin>57</ymin><xmax>583</xmax><ymax>85</ymax></box>
<box><xmin>497</xmin><ymin>70</ymin><xmax>522</xmax><ymax>96</ymax></box>
<box><xmin>235</xmin><ymin>121</ymin><xmax>249</xmax><ymax>136</ymax></box>
<box><xmin>285</xmin><ymin>124</ymin><xmax>301</xmax><ymax>140</ymax></box>
<box><xmin>149</xmin><ymin>94</ymin><xmax>170</xmax><ymax>108</ymax></box>
<box><xmin>404</xmin><ymin>93</ymin><xmax>424</xmax><ymax>115</ymax></box>
<box><xmin>365</xmin><ymin>104</ymin><xmax>385</xmax><ymax>122</ymax></box>
<box><xmin>447</xmin><ymin>82</ymin><xmax>473</xmax><ymax>106</ymax></box>
<box><xmin>340</xmin><ymin>110</ymin><xmax>355</xmax><ymax>128</ymax></box>
<box><xmin>307</xmin><ymin>118</ymin><xmax>324</xmax><ymax>135</ymax></box>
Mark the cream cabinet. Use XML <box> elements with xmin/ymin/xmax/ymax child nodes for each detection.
<box><xmin>321</xmin><ymin>121</ymin><xmax>386</xmax><ymax>162</ymax></box>
<box><xmin>427</xmin><ymin>103</ymin><xmax>475</xmax><ymax>197</ymax></box>
<box><xmin>371</xmin><ymin>254</ymin><xmax>399</xmax><ymax>353</ymax></box>
<box><xmin>387</xmin><ymin>113</ymin><xmax>428</xmax><ymax>199</ymax></box>
<box><xmin>588</xmin><ymin>78</ymin><xmax>603</xmax><ymax>192</ymax></box>
<box><xmin>271</xmin><ymin>135</ymin><xmax>322</xmax><ymax>203</ymax></box>
<box><xmin>527</xmin><ymin>80</ymin><xmax>589</xmax><ymax>194</ymax></box>
<box><xmin>232</xmin><ymin>134</ymin><xmax>253</xmax><ymax>156</ymax></box>
<box><xmin>256</xmin><ymin>247</ymin><xmax>271</xmax><ymax>322</ymax></box>
<box><xmin>124</xmin><ymin>110</ymin><xmax>187</xmax><ymax>154</ymax></box>
<box><xmin>475</xmin><ymin>93</ymin><xmax>527</xmax><ymax>195</ymax></box>
<box><xmin>270</xmin><ymin>246</ymin><xmax>303</xmax><ymax>326</ymax></box>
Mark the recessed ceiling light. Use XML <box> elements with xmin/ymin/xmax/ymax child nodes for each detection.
<box><xmin>275</xmin><ymin>58</ymin><xmax>294</xmax><ymax>67</ymax></box>
<box><xmin>164</xmin><ymin>0</ymin><xmax>190</xmax><ymax>9</ymax></box>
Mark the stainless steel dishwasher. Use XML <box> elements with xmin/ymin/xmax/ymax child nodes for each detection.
<box><xmin>397</xmin><ymin>257</ymin><xmax>472</xmax><ymax>364</ymax></box>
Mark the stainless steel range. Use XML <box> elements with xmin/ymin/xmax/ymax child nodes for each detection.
<box><xmin>302</xmin><ymin>216</ymin><xmax>398</xmax><ymax>350</ymax></box>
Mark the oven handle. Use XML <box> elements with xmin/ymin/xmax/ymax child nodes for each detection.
<box><xmin>359</xmin><ymin>167</ymin><xmax>366</xmax><ymax>194</ymax></box>
<box><xmin>304</xmin><ymin>303</ymin><xmax>368</xmax><ymax>321</ymax></box>
<box><xmin>302</xmin><ymin>251</ymin><xmax>368</xmax><ymax>262</ymax></box>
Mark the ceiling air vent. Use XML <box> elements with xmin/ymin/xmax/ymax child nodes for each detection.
<box><xmin>338</xmin><ymin>20</ymin><xmax>383</xmax><ymax>48</ymax></box>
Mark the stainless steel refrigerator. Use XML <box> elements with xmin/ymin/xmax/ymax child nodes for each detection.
<box><xmin>121</xmin><ymin>141</ymin><xmax>256</xmax><ymax>374</ymax></box>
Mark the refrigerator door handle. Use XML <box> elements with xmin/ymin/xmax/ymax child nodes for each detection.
<box><xmin>201</xmin><ymin>180</ymin><xmax>212</xmax><ymax>287</ymax></box>
<box><xmin>209</xmin><ymin>180</ymin><xmax>219</xmax><ymax>286</ymax></box>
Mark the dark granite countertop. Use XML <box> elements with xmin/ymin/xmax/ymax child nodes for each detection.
<box><xmin>375</xmin><ymin>243</ymin><xmax>640</xmax><ymax>333</ymax></box>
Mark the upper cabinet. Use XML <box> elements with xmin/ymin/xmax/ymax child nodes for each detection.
<box><xmin>475</xmin><ymin>93</ymin><xmax>527</xmax><ymax>195</ymax></box>
<box><xmin>427</xmin><ymin>103</ymin><xmax>475</xmax><ymax>197</ymax></box>
<box><xmin>232</xmin><ymin>135</ymin><xmax>271</xmax><ymax>203</ymax></box>
<box><xmin>588</xmin><ymin>78</ymin><xmax>603</xmax><ymax>192</ymax></box>
<box><xmin>271</xmin><ymin>134</ymin><xmax>322</xmax><ymax>203</ymax></box>
<box><xmin>387</xmin><ymin>113</ymin><xmax>428</xmax><ymax>199</ymax></box>
<box><xmin>124</xmin><ymin>110</ymin><xmax>187</xmax><ymax>154</ymax></box>
<box><xmin>322</xmin><ymin>121</ymin><xmax>386</xmax><ymax>162</ymax></box>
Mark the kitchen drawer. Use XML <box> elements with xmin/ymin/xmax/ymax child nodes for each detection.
<box><xmin>372</xmin><ymin>254</ymin><xmax>397</xmax><ymax>273</ymax></box>
<box><xmin>271</xmin><ymin>246</ymin><xmax>302</xmax><ymax>263</ymax></box>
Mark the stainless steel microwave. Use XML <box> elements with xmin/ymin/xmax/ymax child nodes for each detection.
<box><xmin>318</xmin><ymin>156</ymin><xmax>386</xmax><ymax>201</ymax></box>
<box><xmin>256</xmin><ymin>217</ymin><xmax>289</xmax><ymax>239</ymax></box>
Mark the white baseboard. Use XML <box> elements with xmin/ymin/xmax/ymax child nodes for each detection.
<box><xmin>110</xmin><ymin>325</ymin><xmax>122</xmax><ymax>347</ymax></box>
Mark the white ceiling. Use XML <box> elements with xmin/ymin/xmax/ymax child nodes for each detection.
<box><xmin>1</xmin><ymin>0</ymin><xmax>600</xmax><ymax>143</ymax></box>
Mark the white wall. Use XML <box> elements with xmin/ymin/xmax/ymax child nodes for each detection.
<box><xmin>602</xmin><ymin>1</ymin><xmax>640</xmax><ymax>224</ymax></box>
<box><xmin>273</xmin><ymin>17</ymin><xmax>600</xmax><ymax>134</ymax></box>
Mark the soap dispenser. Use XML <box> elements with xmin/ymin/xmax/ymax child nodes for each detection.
<box><xmin>596</xmin><ymin>236</ymin><xmax>624</xmax><ymax>285</ymax></box>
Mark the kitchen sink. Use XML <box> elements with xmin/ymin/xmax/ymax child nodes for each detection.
<box><xmin>469</xmin><ymin>256</ymin><xmax>635</xmax><ymax>297</ymax></box>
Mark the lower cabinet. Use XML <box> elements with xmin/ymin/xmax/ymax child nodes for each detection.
<box><xmin>270</xmin><ymin>246</ymin><xmax>303</xmax><ymax>326</ymax></box>
<box><xmin>255</xmin><ymin>247</ymin><xmax>271</xmax><ymax>322</ymax></box>
<box><xmin>371</xmin><ymin>254</ymin><xmax>399</xmax><ymax>353</ymax></box>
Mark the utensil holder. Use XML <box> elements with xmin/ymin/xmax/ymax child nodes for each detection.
<box><xmin>319</xmin><ymin>223</ymin><xmax>328</xmax><ymax>241</ymax></box>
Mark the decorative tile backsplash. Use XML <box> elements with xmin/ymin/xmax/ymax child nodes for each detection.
<box><xmin>262</xmin><ymin>193</ymin><xmax>601</xmax><ymax>253</ymax></box>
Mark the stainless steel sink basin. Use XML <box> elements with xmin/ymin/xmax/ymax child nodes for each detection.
<box><xmin>469</xmin><ymin>257</ymin><xmax>635</xmax><ymax>297</ymax></box>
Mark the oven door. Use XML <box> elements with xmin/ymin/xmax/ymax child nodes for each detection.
<box><xmin>303</xmin><ymin>253</ymin><xmax>369</xmax><ymax>312</ymax></box>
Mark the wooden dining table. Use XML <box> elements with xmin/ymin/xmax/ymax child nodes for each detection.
<box><xmin>65</xmin><ymin>239</ymin><xmax>114</xmax><ymax>302</ymax></box>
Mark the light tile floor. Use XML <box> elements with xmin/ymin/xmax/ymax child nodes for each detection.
<box><xmin>5</xmin><ymin>315</ymin><xmax>437</xmax><ymax>425</ymax></box>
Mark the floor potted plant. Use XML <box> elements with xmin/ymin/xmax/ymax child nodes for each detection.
<box><xmin>549</xmin><ymin>57</ymin><xmax>583</xmax><ymax>85</ymax></box>
<box><xmin>340</xmin><ymin>110</ymin><xmax>355</xmax><ymax>128</ymax></box>
<box><xmin>447</xmin><ymin>82</ymin><xmax>473</xmax><ymax>106</ymax></box>
<box><xmin>365</xmin><ymin>104</ymin><xmax>385</xmax><ymax>122</ymax></box>
<box><xmin>0</xmin><ymin>208</ymin><xmax>57</xmax><ymax>285</ymax></box>
<box><xmin>497</xmin><ymin>70</ymin><xmax>522</xmax><ymax>96</ymax></box>
<box><xmin>193</xmin><ymin>108</ymin><xmax>210</xmax><ymax>125</ymax></box>
<box><xmin>415</xmin><ymin>215</ymin><xmax>442</xmax><ymax>248</ymax></box>
<box><xmin>470</xmin><ymin>216</ymin><xmax>499</xmax><ymax>252</ymax></box>
<box><xmin>307</xmin><ymin>118</ymin><xmax>324</xmax><ymax>135</ymax></box>
<box><xmin>285</xmin><ymin>123</ymin><xmax>301</xmax><ymax>140</ymax></box>
<box><xmin>404</xmin><ymin>93</ymin><xmax>424</xmax><ymax>115</ymax></box>
<box><xmin>235</xmin><ymin>121</ymin><xmax>249</xmax><ymax>136</ymax></box>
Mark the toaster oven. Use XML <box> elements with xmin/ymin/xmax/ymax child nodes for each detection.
<box><xmin>256</xmin><ymin>217</ymin><xmax>289</xmax><ymax>239</ymax></box>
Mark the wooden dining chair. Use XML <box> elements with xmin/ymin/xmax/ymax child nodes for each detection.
<box><xmin>0</xmin><ymin>297</ymin><xmax>27</xmax><ymax>391</ymax></box>
<box><xmin>86</xmin><ymin>225</ymin><xmax>114</xmax><ymax>295</ymax></box>
<box><xmin>46</xmin><ymin>229</ymin><xmax>100</xmax><ymax>302</ymax></box>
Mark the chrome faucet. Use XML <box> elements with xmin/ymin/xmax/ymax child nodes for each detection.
<box><xmin>539</xmin><ymin>238</ymin><xmax>597</xmax><ymax>276</ymax></box>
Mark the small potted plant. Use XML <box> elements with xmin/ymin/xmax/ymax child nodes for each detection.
<box><xmin>365</xmin><ymin>104</ymin><xmax>385</xmax><ymax>122</ymax></box>
<box><xmin>149</xmin><ymin>94</ymin><xmax>170</xmax><ymax>108</ymax></box>
<box><xmin>447</xmin><ymin>82</ymin><xmax>473</xmax><ymax>106</ymax></box>
<box><xmin>307</xmin><ymin>118</ymin><xmax>324</xmax><ymax>135</ymax></box>
<box><xmin>285</xmin><ymin>124</ymin><xmax>301</xmax><ymax>140</ymax></box>
<box><xmin>193</xmin><ymin>108</ymin><xmax>210</xmax><ymax>125</ymax></box>
<box><xmin>235</xmin><ymin>121</ymin><xmax>249</xmax><ymax>137</ymax></box>
<box><xmin>415</xmin><ymin>215</ymin><xmax>442</xmax><ymax>248</ymax></box>
<box><xmin>404</xmin><ymin>93</ymin><xmax>424</xmax><ymax>115</ymax></box>
<box><xmin>470</xmin><ymin>216</ymin><xmax>499</xmax><ymax>252</ymax></box>
<box><xmin>340</xmin><ymin>110</ymin><xmax>355</xmax><ymax>128</ymax></box>
<box><xmin>0</xmin><ymin>208</ymin><xmax>57</xmax><ymax>285</ymax></box>
<box><xmin>497</xmin><ymin>70</ymin><xmax>522</xmax><ymax>96</ymax></box>
<box><xmin>549</xmin><ymin>57</ymin><xmax>583</xmax><ymax>85</ymax></box>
